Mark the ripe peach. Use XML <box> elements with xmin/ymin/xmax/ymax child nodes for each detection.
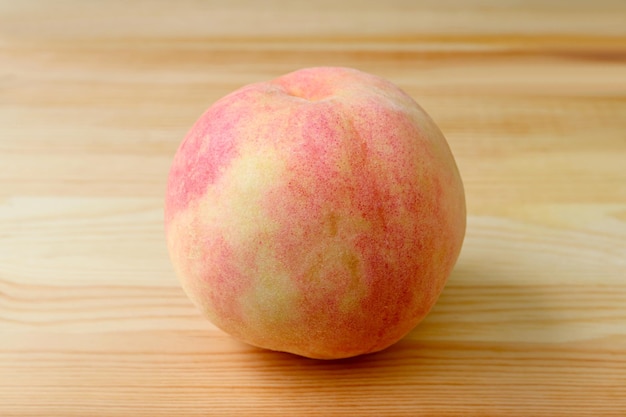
<box><xmin>165</xmin><ymin>67</ymin><xmax>465</xmax><ymax>359</ymax></box>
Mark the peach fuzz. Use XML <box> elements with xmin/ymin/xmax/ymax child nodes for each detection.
<box><xmin>165</xmin><ymin>67</ymin><xmax>466</xmax><ymax>359</ymax></box>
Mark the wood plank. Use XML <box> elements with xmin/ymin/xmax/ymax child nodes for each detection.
<box><xmin>1</xmin><ymin>1</ymin><xmax>625</xmax><ymax>415</ymax></box>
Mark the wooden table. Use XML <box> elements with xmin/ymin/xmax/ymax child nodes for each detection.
<box><xmin>1</xmin><ymin>1</ymin><xmax>625</xmax><ymax>416</ymax></box>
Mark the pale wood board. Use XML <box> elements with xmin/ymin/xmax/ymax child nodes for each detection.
<box><xmin>1</xmin><ymin>1</ymin><xmax>625</xmax><ymax>416</ymax></box>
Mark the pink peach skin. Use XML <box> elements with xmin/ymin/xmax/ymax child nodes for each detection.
<box><xmin>165</xmin><ymin>67</ymin><xmax>466</xmax><ymax>359</ymax></box>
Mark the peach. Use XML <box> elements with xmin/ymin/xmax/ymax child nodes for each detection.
<box><xmin>165</xmin><ymin>67</ymin><xmax>465</xmax><ymax>359</ymax></box>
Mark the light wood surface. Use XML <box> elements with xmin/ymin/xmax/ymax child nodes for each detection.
<box><xmin>1</xmin><ymin>1</ymin><xmax>625</xmax><ymax>416</ymax></box>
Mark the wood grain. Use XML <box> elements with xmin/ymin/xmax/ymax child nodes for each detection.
<box><xmin>1</xmin><ymin>1</ymin><xmax>625</xmax><ymax>416</ymax></box>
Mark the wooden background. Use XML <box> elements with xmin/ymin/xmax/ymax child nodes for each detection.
<box><xmin>1</xmin><ymin>1</ymin><xmax>625</xmax><ymax>416</ymax></box>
